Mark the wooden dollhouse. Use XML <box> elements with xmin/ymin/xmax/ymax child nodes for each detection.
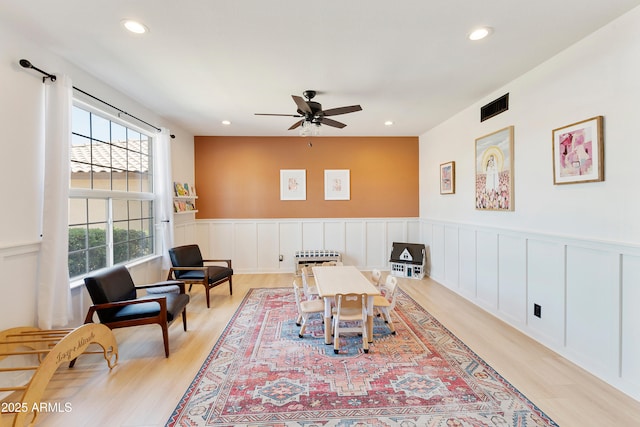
<box><xmin>389</xmin><ymin>242</ymin><xmax>426</xmax><ymax>279</ymax></box>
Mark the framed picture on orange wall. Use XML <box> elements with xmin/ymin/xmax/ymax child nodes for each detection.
<box><xmin>324</xmin><ymin>169</ymin><xmax>350</xmax><ymax>200</ymax></box>
<box><xmin>280</xmin><ymin>169</ymin><xmax>306</xmax><ymax>200</ymax></box>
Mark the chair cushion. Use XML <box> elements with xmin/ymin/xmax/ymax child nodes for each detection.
<box><xmin>174</xmin><ymin>266</ymin><xmax>233</xmax><ymax>285</ymax></box>
<box><xmin>207</xmin><ymin>266</ymin><xmax>233</xmax><ymax>284</ymax></box>
<box><xmin>106</xmin><ymin>293</ymin><xmax>190</xmax><ymax>323</ymax></box>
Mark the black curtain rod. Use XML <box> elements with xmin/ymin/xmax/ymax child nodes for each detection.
<box><xmin>19</xmin><ymin>58</ymin><xmax>175</xmax><ymax>138</ymax></box>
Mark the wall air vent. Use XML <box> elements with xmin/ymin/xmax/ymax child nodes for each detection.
<box><xmin>480</xmin><ymin>93</ymin><xmax>509</xmax><ymax>122</ymax></box>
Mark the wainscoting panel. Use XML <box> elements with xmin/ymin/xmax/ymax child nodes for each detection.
<box><xmin>234</xmin><ymin>222</ymin><xmax>258</xmax><ymax>270</ymax></box>
<box><xmin>0</xmin><ymin>242</ymin><xmax>40</xmax><ymax>327</ymax></box>
<box><xmin>565</xmin><ymin>245</ymin><xmax>620</xmax><ymax>377</ymax></box>
<box><xmin>279</xmin><ymin>222</ymin><xmax>302</xmax><ymax>271</ymax></box>
<box><xmin>191</xmin><ymin>218</ymin><xmax>420</xmax><ymax>273</ymax></box>
<box><xmin>430</xmin><ymin>224</ymin><xmax>445</xmax><ymax>281</ymax></box>
<box><xmin>387</xmin><ymin>220</ymin><xmax>409</xmax><ymax>247</ymax></box>
<box><xmin>476</xmin><ymin>231</ymin><xmax>499</xmax><ymax>310</ymax></box>
<box><xmin>344</xmin><ymin>221</ymin><xmax>365</xmax><ymax>267</ymax></box>
<box><xmin>174</xmin><ymin>221</ymin><xmax>198</xmax><ymax>247</ymax></box>
<box><xmin>421</xmin><ymin>219</ymin><xmax>640</xmax><ymax>400</ymax></box>
<box><xmin>621</xmin><ymin>253</ymin><xmax>640</xmax><ymax>390</ymax></box>
<box><xmin>302</xmin><ymin>222</ymin><xmax>324</xmax><ymax>250</ymax></box>
<box><xmin>458</xmin><ymin>228</ymin><xmax>477</xmax><ymax>298</ymax></box>
<box><xmin>526</xmin><ymin>239</ymin><xmax>566</xmax><ymax>347</ymax></box>
<box><xmin>257</xmin><ymin>222</ymin><xmax>279</xmax><ymax>270</ymax></box>
<box><xmin>497</xmin><ymin>234</ymin><xmax>527</xmax><ymax>325</ymax></box>
<box><xmin>365</xmin><ymin>221</ymin><xmax>386</xmax><ymax>267</ymax></box>
<box><xmin>407</xmin><ymin>220</ymin><xmax>422</xmax><ymax>244</ymax></box>
<box><xmin>444</xmin><ymin>226</ymin><xmax>460</xmax><ymax>288</ymax></box>
<box><xmin>210</xmin><ymin>222</ymin><xmax>234</xmax><ymax>261</ymax></box>
<box><xmin>324</xmin><ymin>221</ymin><xmax>346</xmax><ymax>254</ymax></box>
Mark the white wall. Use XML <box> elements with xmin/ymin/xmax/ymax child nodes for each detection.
<box><xmin>0</xmin><ymin>24</ymin><xmax>195</xmax><ymax>331</ymax></box>
<box><xmin>419</xmin><ymin>7</ymin><xmax>640</xmax><ymax>400</ymax></box>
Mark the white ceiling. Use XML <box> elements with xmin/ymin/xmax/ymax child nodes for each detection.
<box><xmin>1</xmin><ymin>1</ymin><xmax>638</xmax><ymax>137</ymax></box>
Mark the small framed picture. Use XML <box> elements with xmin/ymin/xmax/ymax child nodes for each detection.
<box><xmin>552</xmin><ymin>116</ymin><xmax>604</xmax><ymax>185</ymax></box>
<box><xmin>324</xmin><ymin>169</ymin><xmax>350</xmax><ymax>200</ymax></box>
<box><xmin>440</xmin><ymin>161</ymin><xmax>455</xmax><ymax>194</ymax></box>
<box><xmin>280</xmin><ymin>169</ymin><xmax>306</xmax><ymax>200</ymax></box>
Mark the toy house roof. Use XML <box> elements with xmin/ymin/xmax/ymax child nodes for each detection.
<box><xmin>390</xmin><ymin>242</ymin><xmax>425</xmax><ymax>265</ymax></box>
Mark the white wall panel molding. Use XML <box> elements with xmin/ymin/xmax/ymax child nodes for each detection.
<box><xmin>420</xmin><ymin>218</ymin><xmax>640</xmax><ymax>400</ymax></box>
<box><xmin>0</xmin><ymin>241</ymin><xmax>40</xmax><ymax>328</ymax></box>
<box><xmin>0</xmin><ymin>240</ymin><xmax>40</xmax><ymax>257</ymax></box>
<box><xmin>192</xmin><ymin>218</ymin><xmax>420</xmax><ymax>273</ymax></box>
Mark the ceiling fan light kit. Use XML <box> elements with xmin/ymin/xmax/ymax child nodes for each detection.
<box><xmin>255</xmin><ymin>90</ymin><xmax>362</xmax><ymax>135</ymax></box>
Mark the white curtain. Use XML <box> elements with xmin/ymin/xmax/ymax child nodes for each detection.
<box><xmin>155</xmin><ymin>128</ymin><xmax>174</xmax><ymax>272</ymax></box>
<box><xmin>37</xmin><ymin>74</ymin><xmax>72</xmax><ymax>329</ymax></box>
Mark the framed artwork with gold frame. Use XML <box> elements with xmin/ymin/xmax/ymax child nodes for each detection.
<box><xmin>475</xmin><ymin>126</ymin><xmax>514</xmax><ymax>211</ymax></box>
<box><xmin>440</xmin><ymin>161</ymin><xmax>455</xmax><ymax>194</ymax></box>
<box><xmin>552</xmin><ymin>116</ymin><xmax>603</xmax><ymax>185</ymax></box>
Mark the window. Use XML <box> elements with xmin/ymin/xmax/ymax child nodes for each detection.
<box><xmin>68</xmin><ymin>104</ymin><xmax>155</xmax><ymax>279</ymax></box>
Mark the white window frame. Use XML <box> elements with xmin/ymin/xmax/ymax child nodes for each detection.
<box><xmin>68</xmin><ymin>100</ymin><xmax>157</xmax><ymax>284</ymax></box>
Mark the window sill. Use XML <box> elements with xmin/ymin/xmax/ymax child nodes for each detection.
<box><xmin>69</xmin><ymin>254</ymin><xmax>163</xmax><ymax>290</ymax></box>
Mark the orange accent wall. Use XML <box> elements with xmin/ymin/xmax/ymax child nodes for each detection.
<box><xmin>194</xmin><ymin>136</ymin><xmax>419</xmax><ymax>218</ymax></box>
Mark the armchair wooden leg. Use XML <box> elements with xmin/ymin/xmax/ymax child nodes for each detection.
<box><xmin>182</xmin><ymin>309</ymin><xmax>188</xmax><ymax>331</ymax></box>
<box><xmin>205</xmin><ymin>286</ymin><xmax>211</xmax><ymax>308</ymax></box>
<box><xmin>228</xmin><ymin>277</ymin><xmax>233</xmax><ymax>295</ymax></box>
<box><xmin>161</xmin><ymin>323</ymin><xmax>170</xmax><ymax>358</ymax></box>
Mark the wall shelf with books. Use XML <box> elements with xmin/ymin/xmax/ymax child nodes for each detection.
<box><xmin>173</xmin><ymin>182</ymin><xmax>198</xmax><ymax>214</ymax></box>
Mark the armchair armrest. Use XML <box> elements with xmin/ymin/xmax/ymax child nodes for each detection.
<box><xmin>136</xmin><ymin>280</ymin><xmax>186</xmax><ymax>294</ymax></box>
<box><xmin>203</xmin><ymin>259</ymin><xmax>232</xmax><ymax>268</ymax></box>
<box><xmin>84</xmin><ymin>296</ymin><xmax>167</xmax><ymax>324</ymax></box>
<box><xmin>166</xmin><ymin>266</ymin><xmax>209</xmax><ymax>281</ymax></box>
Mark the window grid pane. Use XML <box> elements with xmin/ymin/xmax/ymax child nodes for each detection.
<box><xmin>68</xmin><ymin>104</ymin><xmax>155</xmax><ymax>280</ymax></box>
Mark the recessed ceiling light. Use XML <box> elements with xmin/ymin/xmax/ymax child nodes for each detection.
<box><xmin>121</xmin><ymin>19</ymin><xmax>148</xmax><ymax>34</ymax></box>
<box><xmin>222</xmin><ymin>120</ymin><xmax>231</xmax><ymax>125</ymax></box>
<box><xmin>468</xmin><ymin>26</ymin><xmax>493</xmax><ymax>41</ymax></box>
<box><xmin>384</xmin><ymin>120</ymin><xmax>394</xmax><ymax>126</ymax></box>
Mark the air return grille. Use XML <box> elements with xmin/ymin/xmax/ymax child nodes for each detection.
<box><xmin>481</xmin><ymin>93</ymin><xmax>509</xmax><ymax>122</ymax></box>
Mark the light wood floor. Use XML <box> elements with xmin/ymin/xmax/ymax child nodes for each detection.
<box><xmin>5</xmin><ymin>273</ymin><xmax>640</xmax><ymax>426</ymax></box>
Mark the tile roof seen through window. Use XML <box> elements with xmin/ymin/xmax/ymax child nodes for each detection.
<box><xmin>71</xmin><ymin>140</ymin><xmax>149</xmax><ymax>173</ymax></box>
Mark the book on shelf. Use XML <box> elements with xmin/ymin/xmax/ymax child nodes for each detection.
<box><xmin>174</xmin><ymin>182</ymin><xmax>187</xmax><ymax>196</ymax></box>
<box><xmin>174</xmin><ymin>182</ymin><xmax>196</xmax><ymax>197</ymax></box>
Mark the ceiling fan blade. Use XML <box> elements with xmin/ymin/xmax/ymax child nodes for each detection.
<box><xmin>320</xmin><ymin>117</ymin><xmax>347</xmax><ymax>129</ymax></box>
<box><xmin>255</xmin><ymin>113</ymin><xmax>302</xmax><ymax>117</ymax></box>
<box><xmin>288</xmin><ymin>119</ymin><xmax>304</xmax><ymax>130</ymax></box>
<box><xmin>322</xmin><ymin>105</ymin><xmax>362</xmax><ymax>116</ymax></box>
<box><xmin>292</xmin><ymin>95</ymin><xmax>312</xmax><ymax>115</ymax></box>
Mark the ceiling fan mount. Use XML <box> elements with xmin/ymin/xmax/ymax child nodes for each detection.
<box><xmin>255</xmin><ymin>90</ymin><xmax>362</xmax><ymax>131</ymax></box>
<box><xmin>302</xmin><ymin>90</ymin><xmax>317</xmax><ymax>100</ymax></box>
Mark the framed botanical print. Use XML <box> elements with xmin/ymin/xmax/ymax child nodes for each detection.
<box><xmin>475</xmin><ymin>126</ymin><xmax>514</xmax><ymax>211</ymax></box>
<box><xmin>324</xmin><ymin>169</ymin><xmax>350</xmax><ymax>200</ymax></box>
<box><xmin>280</xmin><ymin>169</ymin><xmax>306</xmax><ymax>200</ymax></box>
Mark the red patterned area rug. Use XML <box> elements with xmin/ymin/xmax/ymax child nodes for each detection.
<box><xmin>167</xmin><ymin>288</ymin><xmax>558</xmax><ymax>427</ymax></box>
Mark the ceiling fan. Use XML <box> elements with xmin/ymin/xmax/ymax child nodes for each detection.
<box><xmin>255</xmin><ymin>90</ymin><xmax>362</xmax><ymax>130</ymax></box>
